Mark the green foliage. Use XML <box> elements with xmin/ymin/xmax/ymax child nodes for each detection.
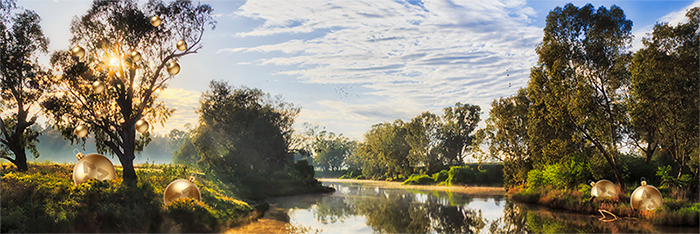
<box><xmin>0</xmin><ymin>0</ymin><xmax>54</xmax><ymax>171</ymax></box>
<box><xmin>474</xmin><ymin>88</ymin><xmax>531</xmax><ymax>188</ymax></box>
<box><xmin>311</xmin><ymin>131</ymin><xmax>355</xmax><ymax>172</ymax></box>
<box><xmin>526</xmin><ymin>3</ymin><xmax>634</xmax><ymax>188</ymax></box>
<box><xmin>431</xmin><ymin>170</ymin><xmax>449</xmax><ymax>183</ymax></box>
<box><xmin>402</xmin><ymin>174</ymin><xmax>434</xmax><ymax>185</ymax></box>
<box><xmin>0</xmin><ymin>162</ymin><xmax>254</xmax><ymax>233</ymax></box>
<box><xmin>629</xmin><ymin>7</ymin><xmax>699</xmax><ymax>181</ymax></box>
<box><xmin>354</xmin><ymin>103</ymin><xmax>481</xmax><ymax>181</ymax></box>
<box><xmin>657</xmin><ymin>165</ymin><xmax>695</xmax><ymax>189</ymax></box>
<box><xmin>195</xmin><ymin>80</ymin><xmax>298</xmax><ymax>176</ymax></box>
<box><xmin>167</xmin><ymin>198</ymin><xmax>219</xmax><ymax>232</ymax></box>
<box><xmin>526</xmin><ymin>158</ymin><xmax>588</xmax><ymax>190</ymax></box>
<box><xmin>440</xmin><ymin>103</ymin><xmax>481</xmax><ymax>165</ymax></box>
<box><xmin>444</xmin><ymin>165</ymin><xmax>503</xmax><ymax>186</ymax></box>
<box><xmin>190</xmin><ymin>81</ymin><xmax>329</xmax><ymax>199</ymax></box>
<box><xmin>173</xmin><ymin>136</ymin><xmax>198</xmax><ymax>166</ymax></box>
<box><xmin>357</xmin><ymin>120</ymin><xmax>411</xmax><ymax>179</ymax></box>
<box><xmin>41</xmin><ymin>0</ymin><xmax>215</xmax><ymax>182</ymax></box>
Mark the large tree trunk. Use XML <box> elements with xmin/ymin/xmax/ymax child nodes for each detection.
<box><xmin>119</xmin><ymin>124</ymin><xmax>138</xmax><ymax>183</ymax></box>
<box><xmin>119</xmin><ymin>153</ymin><xmax>138</xmax><ymax>183</ymax></box>
<box><xmin>9</xmin><ymin>144</ymin><xmax>28</xmax><ymax>172</ymax></box>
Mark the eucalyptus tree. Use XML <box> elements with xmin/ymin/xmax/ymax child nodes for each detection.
<box><xmin>0</xmin><ymin>0</ymin><xmax>53</xmax><ymax>171</ymax></box>
<box><xmin>440</xmin><ymin>102</ymin><xmax>480</xmax><ymax>165</ymax></box>
<box><xmin>629</xmin><ymin>7</ymin><xmax>699</xmax><ymax>177</ymax></box>
<box><xmin>474</xmin><ymin>88</ymin><xmax>531</xmax><ymax>187</ymax></box>
<box><xmin>193</xmin><ymin>81</ymin><xmax>300</xmax><ymax>178</ymax></box>
<box><xmin>527</xmin><ymin>3</ymin><xmax>632</xmax><ymax>188</ymax></box>
<box><xmin>42</xmin><ymin>0</ymin><xmax>215</xmax><ymax>182</ymax></box>
<box><xmin>405</xmin><ymin>111</ymin><xmax>443</xmax><ymax>173</ymax></box>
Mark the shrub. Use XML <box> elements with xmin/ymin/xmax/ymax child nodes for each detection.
<box><xmin>446</xmin><ymin>166</ymin><xmax>475</xmax><ymax>185</ymax></box>
<box><xmin>402</xmin><ymin>174</ymin><xmax>434</xmax><ymax>185</ymax></box>
<box><xmin>167</xmin><ymin>198</ymin><xmax>219</xmax><ymax>232</ymax></box>
<box><xmin>431</xmin><ymin>170</ymin><xmax>449</xmax><ymax>183</ymax></box>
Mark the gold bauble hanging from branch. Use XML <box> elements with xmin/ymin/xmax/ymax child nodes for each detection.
<box><xmin>92</xmin><ymin>81</ymin><xmax>105</xmax><ymax>93</ymax></box>
<box><xmin>74</xmin><ymin>124</ymin><xmax>88</xmax><ymax>138</ymax></box>
<box><xmin>176</xmin><ymin>39</ymin><xmax>187</xmax><ymax>51</ymax></box>
<box><xmin>135</xmin><ymin>119</ymin><xmax>150</xmax><ymax>133</ymax></box>
<box><xmin>71</xmin><ymin>45</ymin><xmax>85</xmax><ymax>59</ymax></box>
<box><xmin>167</xmin><ymin>61</ymin><xmax>180</xmax><ymax>75</ymax></box>
<box><xmin>150</xmin><ymin>15</ymin><xmax>162</xmax><ymax>27</ymax></box>
<box><xmin>130</xmin><ymin>51</ymin><xmax>141</xmax><ymax>62</ymax></box>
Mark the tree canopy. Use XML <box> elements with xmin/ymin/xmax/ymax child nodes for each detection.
<box><xmin>0</xmin><ymin>0</ymin><xmax>53</xmax><ymax>171</ymax></box>
<box><xmin>41</xmin><ymin>0</ymin><xmax>215</xmax><ymax>182</ymax></box>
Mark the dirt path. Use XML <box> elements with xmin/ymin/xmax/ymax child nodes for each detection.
<box><xmin>318</xmin><ymin>178</ymin><xmax>506</xmax><ymax>195</ymax></box>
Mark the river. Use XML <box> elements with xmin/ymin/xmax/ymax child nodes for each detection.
<box><xmin>228</xmin><ymin>180</ymin><xmax>697</xmax><ymax>233</ymax></box>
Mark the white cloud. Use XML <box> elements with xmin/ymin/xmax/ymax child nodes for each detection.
<box><xmin>225</xmin><ymin>0</ymin><xmax>542</xmax><ymax>132</ymax></box>
<box><xmin>152</xmin><ymin>88</ymin><xmax>201</xmax><ymax>134</ymax></box>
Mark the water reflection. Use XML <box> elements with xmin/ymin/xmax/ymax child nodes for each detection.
<box><xmin>262</xmin><ymin>182</ymin><xmax>696</xmax><ymax>233</ymax></box>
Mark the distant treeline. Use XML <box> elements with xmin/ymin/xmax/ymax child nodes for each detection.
<box><xmin>302</xmin><ymin>102</ymin><xmax>483</xmax><ymax>182</ymax></box>
<box><xmin>12</xmin><ymin>124</ymin><xmax>186</xmax><ymax>165</ymax></box>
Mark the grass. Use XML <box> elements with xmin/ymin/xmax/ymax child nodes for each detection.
<box><xmin>1</xmin><ymin>162</ymin><xmax>258</xmax><ymax>233</ymax></box>
<box><xmin>509</xmin><ymin>184</ymin><xmax>699</xmax><ymax>227</ymax></box>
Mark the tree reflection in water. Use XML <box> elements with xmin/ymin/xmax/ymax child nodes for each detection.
<box><xmin>263</xmin><ymin>182</ymin><xmax>697</xmax><ymax>234</ymax></box>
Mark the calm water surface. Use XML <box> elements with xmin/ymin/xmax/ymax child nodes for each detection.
<box><xmin>261</xmin><ymin>181</ymin><xmax>697</xmax><ymax>233</ymax></box>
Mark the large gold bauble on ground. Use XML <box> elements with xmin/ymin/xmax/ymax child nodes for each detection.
<box><xmin>73</xmin><ymin>153</ymin><xmax>116</xmax><ymax>186</ymax></box>
<box><xmin>74</xmin><ymin>125</ymin><xmax>88</xmax><ymax>138</ymax></box>
<box><xmin>631</xmin><ymin>181</ymin><xmax>663</xmax><ymax>210</ymax></box>
<box><xmin>151</xmin><ymin>15</ymin><xmax>162</xmax><ymax>27</ymax></box>
<box><xmin>92</xmin><ymin>81</ymin><xmax>105</xmax><ymax>93</ymax></box>
<box><xmin>130</xmin><ymin>51</ymin><xmax>141</xmax><ymax>62</ymax></box>
<box><xmin>167</xmin><ymin>61</ymin><xmax>180</xmax><ymax>75</ymax></box>
<box><xmin>591</xmin><ymin>179</ymin><xmax>618</xmax><ymax>198</ymax></box>
<box><xmin>135</xmin><ymin>119</ymin><xmax>149</xmax><ymax>133</ymax></box>
<box><xmin>176</xmin><ymin>39</ymin><xmax>187</xmax><ymax>51</ymax></box>
<box><xmin>163</xmin><ymin>177</ymin><xmax>201</xmax><ymax>206</ymax></box>
<box><xmin>71</xmin><ymin>45</ymin><xmax>85</xmax><ymax>59</ymax></box>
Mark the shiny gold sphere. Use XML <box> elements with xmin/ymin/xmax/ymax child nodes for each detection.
<box><xmin>163</xmin><ymin>178</ymin><xmax>201</xmax><ymax>206</ymax></box>
<box><xmin>73</xmin><ymin>153</ymin><xmax>116</xmax><ymax>186</ymax></box>
<box><xmin>74</xmin><ymin>125</ymin><xmax>88</xmax><ymax>138</ymax></box>
<box><xmin>176</xmin><ymin>39</ymin><xmax>187</xmax><ymax>51</ymax></box>
<box><xmin>92</xmin><ymin>81</ymin><xmax>105</xmax><ymax>93</ymax></box>
<box><xmin>71</xmin><ymin>45</ymin><xmax>85</xmax><ymax>59</ymax></box>
<box><xmin>631</xmin><ymin>182</ymin><xmax>663</xmax><ymax>210</ymax></box>
<box><xmin>166</xmin><ymin>61</ymin><xmax>180</xmax><ymax>75</ymax></box>
<box><xmin>151</xmin><ymin>15</ymin><xmax>162</xmax><ymax>27</ymax></box>
<box><xmin>130</xmin><ymin>51</ymin><xmax>141</xmax><ymax>62</ymax></box>
<box><xmin>135</xmin><ymin>119</ymin><xmax>149</xmax><ymax>133</ymax></box>
<box><xmin>591</xmin><ymin>179</ymin><xmax>618</xmax><ymax>198</ymax></box>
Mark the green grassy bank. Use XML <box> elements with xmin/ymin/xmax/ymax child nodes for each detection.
<box><xmin>0</xmin><ymin>162</ymin><xmax>321</xmax><ymax>232</ymax></box>
<box><xmin>508</xmin><ymin>184</ymin><xmax>699</xmax><ymax>227</ymax></box>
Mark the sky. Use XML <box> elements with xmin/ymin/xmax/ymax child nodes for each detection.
<box><xmin>14</xmin><ymin>0</ymin><xmax>700</xmax><ymax>141</ymax></box>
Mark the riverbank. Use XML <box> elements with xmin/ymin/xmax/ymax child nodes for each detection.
<box><xmin>318</xmin><ymin>178</ymin><xmax>506</xmax><ymax>195</ymax></box>
<box><xmin>508</xmin><ymin>185</ymin><xmax>699</xmax><ymax>227</ymax></box>
<box><xmin>0</xmin><ymin>162</ymin><xmax>259</xmax><ymax>232</ymax></box>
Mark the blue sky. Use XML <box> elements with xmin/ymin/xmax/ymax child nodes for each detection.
<box><xmin>17</xmin><ymin>0</ymin><xmax>700</xmax><ymax>140</ymax></box>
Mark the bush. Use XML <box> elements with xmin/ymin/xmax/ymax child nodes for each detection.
<box><xmin>402</xmin><ymin>174</ymin><xmax>434</xmax><ymax>185</ymax></box>
<box><xmin>446</xmin><ymin>166</ymin><xmax>475</xmax><ymax>185</ymax></box>
<box><xmin>431</xmin><ymin>170</ymin><xmax>449</xmax><ymax>183</ymax></box>
<box><xmin>167</xmin><ymin>198</ymin><xmax>219</xmax><ymax>232</ymax></box>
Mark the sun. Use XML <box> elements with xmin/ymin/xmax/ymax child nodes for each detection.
<box><xmin>109</xmin><ymin>57</ymin><xmax>119</xmax><ymax>67</ymax></box>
